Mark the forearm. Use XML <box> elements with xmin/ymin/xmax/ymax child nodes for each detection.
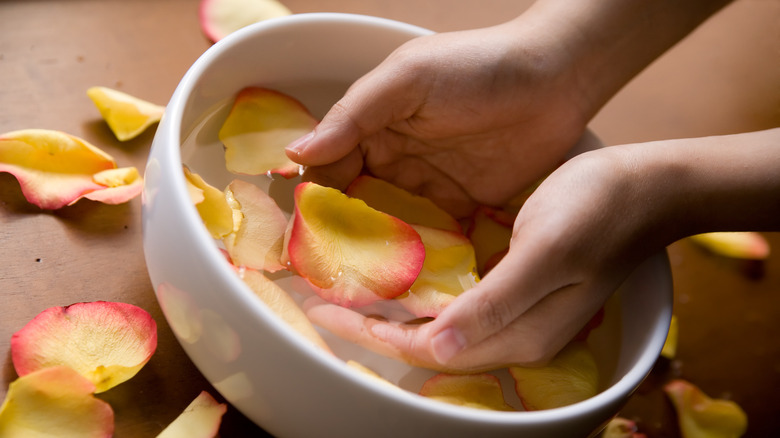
<box><xmin>627</xmin><ymin>128</ymin><xmax>780</xmax><ymax>241</ymax></box>
<box><xmin>514</xmin><ymin>0</ymin><xmax>733</xmax><ymax>120</ymax></box>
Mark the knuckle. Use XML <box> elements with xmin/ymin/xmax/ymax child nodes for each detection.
<box><xmin>475</xmin><ymin>297</ymin><xmax>514</xmax><ymax>335</ymax></box>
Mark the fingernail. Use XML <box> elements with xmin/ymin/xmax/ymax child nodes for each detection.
<box><xmin>431</xmin><ymin>327</ymin><xmax>466</xmax><ymax>364</ymax></box>
<box><xmin>286</xmin><ymin>131</ymin><xmax>315</xmax><ymax>156</ymax></box>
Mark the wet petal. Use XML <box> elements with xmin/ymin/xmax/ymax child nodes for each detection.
<box><xmin>87</xmin><ymin>86</ymin><xmax>165</xmax><ymax>141</ymax></box>
<box><xmin>156</xmin><ymin>391</ymin><xmax>226</xmax><ymax>438</ymax></box>
<box><xmin>223</xmin><ymin>179</ymin><xmax>289</xmax><ymax>272</ymax></box>
<box><xmin>0</xmin><ymin>129</ymin><xmax>116</xmax><ymax>209</ymax></box>
<box><xmin>184</xmin><ymin>166</ymin><xmax>234</xmax><ymax>239</ymax></box>
<box><xmin>11</xmin><ymin>301</ymin><xmax>158</xmax><ymax>393</ymax></box>
<box><xmin>0</xmin><ymin>366</ymin><xmax>114</xmax><ymax>438</ymax></box>
<box><xmin>219</xmin><ymin>87</ymin><xmax>315</xmax><ymax>178</ymax></box>
<box><xmin>419</xmin><ymin>373</ymin><xmax>515</xmax><ymax>411</ymax></box>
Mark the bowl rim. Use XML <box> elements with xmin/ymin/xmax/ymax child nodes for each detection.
<box><xmin>150</xmin><ymin>11</ymin><xmax>673</xmax><ymax>426</ymax></box>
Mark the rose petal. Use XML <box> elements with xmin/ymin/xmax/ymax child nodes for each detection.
<box><xmin>11</xmin><ymin>301</ymin><xmax>158</xmax><ymax>393</ymax></box>
<box><xmin>661</xmin><ymin>314</ymin><xmax>679</xmax><ymax>359</ymax></box>
<box><xmin>0</xmin><ymin>129</ymin><xmax>117</xmax><ymax>209</ymax></box>
<box><xmin>397</xmin><ymin>225</ymin><xmax>479</xmax><ymax>318</ymax></box>
<box><xmin>237</xmin><ymin>266</ymin><xmax>332</xmax><ymax>353</ymax></box>
<box><xmin>664</xmin><ymin>379</ymin><xmax>747</xmax><ymax>438</ymax></box>
<box><xmin>689</xmin><ymin>232</ymin><xmax>770</xmax><ymax>260</ymax></box>
<box><xmin>345</xmin><ymin>175</ymin><xmax>462</xmax><ymax>233</ymax></box>
<box><xmin>509</xmin><ymin>342</ymin><xmax>599</xmax><ymax>411</ymax></box>
<box><xmin>199</xmin><ymin>0</ymin><xmax>292</xmax><ymax>43</ymax></box>
<box><xmin>87</xmin><ymin>86</ymin><xmax>165</xmax><ymax>141</ymax></box>
<box><xmin>602</xmin><ymin>417</ymin><xmax>646</xmax><ymax>438</ymax></box>
<box><xmin>75</xmin><ymin>166</ymin><xmax>143</xmax><ymax>205</ymax></box>
<box><xmin>466</xmin><ymin>206</ymin><xmax>516</xmax><ymax>276</ymax></box>
<box><xmin>419</xmin><ymin>373</ymin><xmax>515</xmax><ymax>411</ymax></box>
<box><xmin>223</xmin><ymin>179</ymin><xmax>289</xmax><ymax>272</ymax></box>
<box><xmin>156</xmin><ymin>391</ymin><xmax>226</xmax><ymax>438</ymax></box>
<box><xmin>219</xmin><ymin>87</ymin><xmax>316</xmax><ymax>178</ymax></box>
<box><xmin>0</xmin><ymin>366</ymin><xmax>114</xmax><ymax>438</ymax></box>
<box><xmin>183</xmin><ymin>166</ymin><xmax>234</xmax><ymax>239</ymax></box>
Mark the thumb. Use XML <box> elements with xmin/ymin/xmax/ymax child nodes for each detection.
<box><xmin>285</xmin><ymin>64</ymin><xmax>421</xmax><ymax>166</ymax></box>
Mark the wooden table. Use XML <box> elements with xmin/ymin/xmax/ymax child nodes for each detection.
<box><xmin>1</xmin><ymin>1</ymin><xmax>778</xmax><ymax>436</ymax></box>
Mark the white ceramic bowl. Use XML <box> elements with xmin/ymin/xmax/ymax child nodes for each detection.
<box><xmin>142</xmin><ymin>13</ymin><xmax>672</xmax><ymax>438</ymax></box>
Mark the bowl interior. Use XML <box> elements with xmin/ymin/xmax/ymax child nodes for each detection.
<box><xmin>153</xmin><ymin>12</ymin><xmax>672</xmax><ymax>431</ymax></box>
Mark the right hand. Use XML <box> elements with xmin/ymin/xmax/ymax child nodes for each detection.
<box><xmin>286</xmin><ymin>18</ymin><xmax>591</xmax><ymax>218</ymax></box>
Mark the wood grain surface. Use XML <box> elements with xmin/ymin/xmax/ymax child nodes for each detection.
<box><xmin>1</xmin><ymin>1</ymin><xmax>778</xmax><ymax>436</ymax></box>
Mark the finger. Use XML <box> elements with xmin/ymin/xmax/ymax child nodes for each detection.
<box><xmin>300</xmin><ymin>147</ymin><xmax>364</xmax><ymax>191</ymax></box>
<box><xmin>285</xmin><ymin>57</ymin><xmax>423</xmax><ymax>166</ymax></box>
<box><xmin>426</xmin><ymin>235</ymin><xmax>577</xmax><ymax>364</ymax></box>
<box><xmin>303</xmin><ymin>296</ymin><xmax>452</xmax><ymax>371</ymax></box>
<box><xmin>441</xmin><ymin>283</ymin><xmax>605</xmax><ymax>369</ymax></box>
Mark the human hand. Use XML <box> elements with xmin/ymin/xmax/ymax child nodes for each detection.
<box><xmin>286</xmin><ymin>19</ymin><xmax>590</xmax><ymax>218</ymax></box>
<box><xmin>304</xmin><ymin>142</ymin><xmax>677</xmax><ymax>372</ymax></box>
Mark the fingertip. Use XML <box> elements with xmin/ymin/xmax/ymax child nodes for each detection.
<box><xmin>285</xmin><ymin>131</ymin><xmax>315</xmax><ymax>162</ymax></box>
<box><xmin>430</xmin><ymin>326</ymin><xmax>466</xmax><ymax>365</ymax></box>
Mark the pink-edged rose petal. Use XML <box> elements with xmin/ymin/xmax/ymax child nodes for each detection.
<box><xmin>219</xmin><ymin>87</ymin><xmax>316</xmax><ymax>178</ymax></box>
<box><xmin>199</xmin><ymin>0</ymin><xmax>292</xmax><ymax>43</ymax></box>
<box><xmin>0</xmin><ymin>366</ymin><xmax>114</xmax><ymax>438</ymax></box>
<box><xmin>224</xmin><ymin>179</ymin><xmax>289</xmax><ymax>272</ymax></box>
<box><xmin>288</xmin><ymin>182</ymin><xmax>425</xmax><ymax>307</ymax></box>
<box><xmin>0</xmin><ymin>129</ymin><xmax>116</xmax><ymax>209</ymax></box>
<box><xmin>11</xmin><ymin>301</ymin><xmax>158</xmax><ymax>393</ymax></box>
<box><xmin>77</xmin><ymin>166</ymin><xmax>143</xmax><ymax>205</ymax></box>
<box><xmin>156</xmin><ymin>391</ymin><xmax>227</xmax><ymax>438</ymax></box>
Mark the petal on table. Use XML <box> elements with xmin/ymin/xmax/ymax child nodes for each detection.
<box><xmin>0</xmin><ymin>129</ymin><xmax>116</xmax><ymax>209</ymax></box>
<box><xmin>0</xmin><ymin>366</ymin><xmax>114</xmax><ymax>438</ymax></box>
<box><xmin>155</xmin><ymin>391</ymin><xmax>226</xmax><ymax>438</ymax></box>
<box><xmin>87</xmin><ymin>86</ymin><xmax>165</xmax><ymax>141</ymax></box>
<box><xmin>77</xmin><ymin>166</ymin><xmax>143</xmax><ymax>205</ymax></box>
<box><xmin>11</xmin><ymin>301</ymin><xmax>158</xmax><ymax>393</ymax></box>
<box><xmin>688</xmin><ymin>232</ymin><xmax>770</xmax><ymax>260</ymax></box>
<box><xmin>664</xmin><ymin>379</ymin><xmax>747</xmax><ymax>438</ymax></box>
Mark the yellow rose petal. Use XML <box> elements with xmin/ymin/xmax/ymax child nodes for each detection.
<box><xmin>664</xmin><ymin>379</ymin><xmax>747</xmax><ymax>438</ymax></box>
<box><xmin>419</xmin><ymin>373</ymin><xmax>515</xmax><ymax>411</ymax></box>
<box><xmin>183</xmin><ymin>166</ymin><xmax>234</xmax><ymax>239</ymax></box>
<box><xmin>0</xmin><ymin>366</ymin><xmax>114</xmax><ymax>438</ymax></box>
<box><xmin>156</xmin><ymin>391</ymin><xmax>226</xmax><ymax>438</ymax></box>
<box><xmin>689</xmin><ymin>232</ymin><xmax>770</xmax><ymax>260</ymax></box>
<box><xmin>661</xmin><ymin>314</ymin><xmax>679</xmax><ymax>359</ymax></box>
<box><xmin>87</xmin><ymin>86</ymin><xmax>165</xmax><ymax>141</ymax></box>
<box><xmin>0</xmin><ymin>129</ymin><xmax>116</xmax><ymax>209</ymax></box>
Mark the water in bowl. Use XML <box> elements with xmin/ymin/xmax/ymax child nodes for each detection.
<box><xmin>179</xmin><ymin>81</ymin><xmax>621</xmax><ymax>411</ymax></box>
